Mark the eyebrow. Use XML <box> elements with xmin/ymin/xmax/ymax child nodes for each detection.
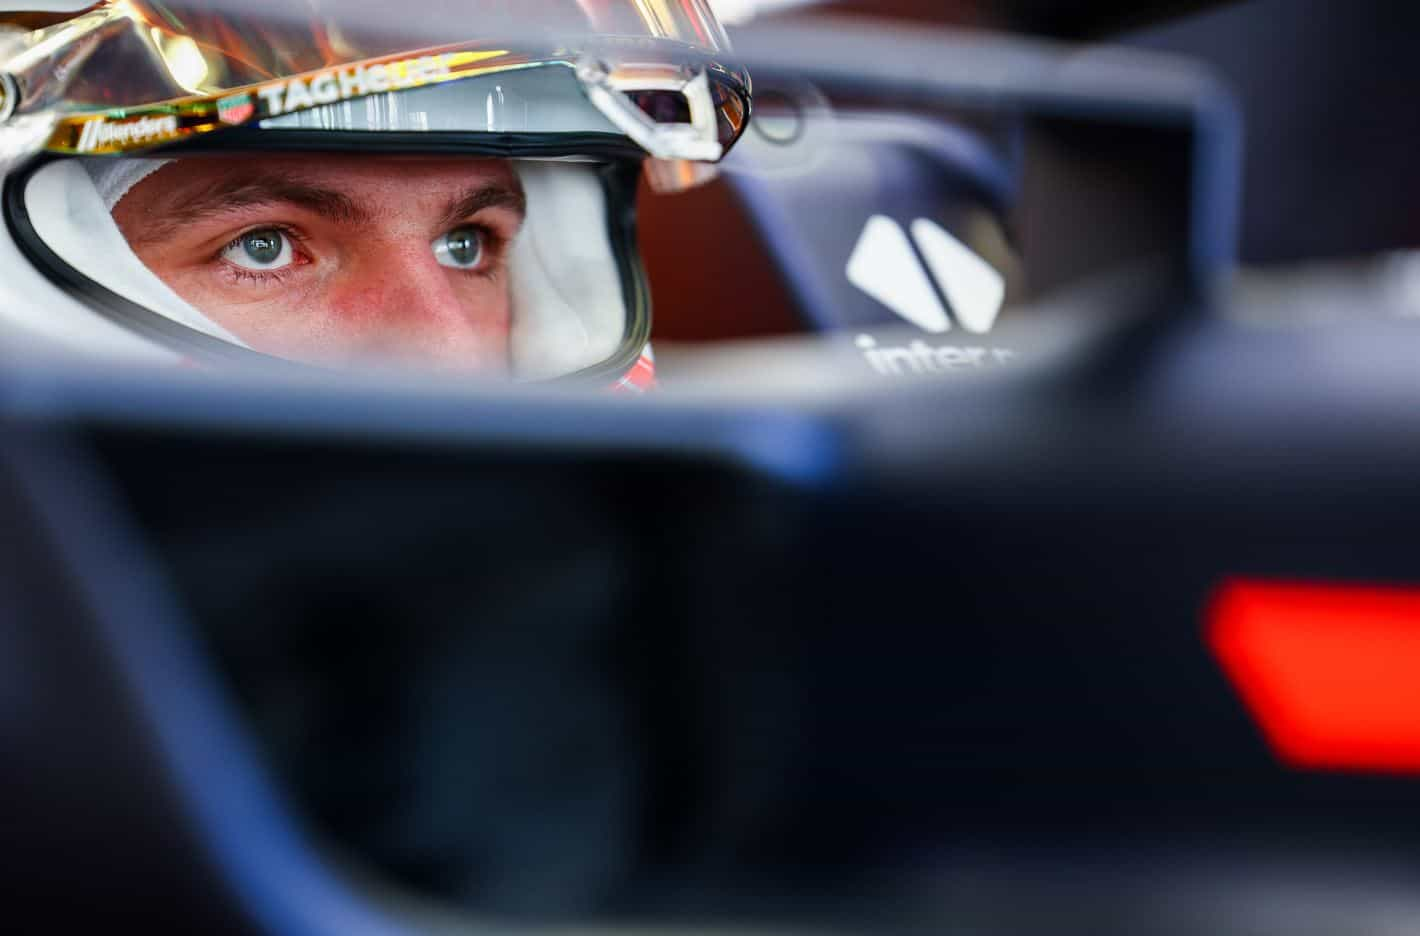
<box><xmin>127</xmin><ymin>172</ymin><xmax>366</xmax><ymax>245</ymax></box>
<box><xmin>440</xmin><ymin>181</ymin><xmax>527</xmax><ymax>231</ymax></box>
<box><xmin>126</xmin><ymin>170</ymin><xmax>527</xmax><ymax>246</ymax></box>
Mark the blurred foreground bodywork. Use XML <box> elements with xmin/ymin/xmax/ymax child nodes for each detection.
<box><xmin>6</xmin><ymin>7</ymin><xmax>1420</xmax><ymax>936</ymax></box>
<box><xmin>9</xmin><ymin>308</ymin><xmax>1420</xmax><ymax>936</ymax></box>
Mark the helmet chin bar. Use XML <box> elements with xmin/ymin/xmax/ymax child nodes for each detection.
<box><xmin>11</xmin><ymin>155</ymin><xmax>646</xmax><ymax>381</ymax></box>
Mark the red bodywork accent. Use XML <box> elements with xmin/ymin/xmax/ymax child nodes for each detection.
<box><xmin>1208</xmin><ymin>579</ymin><xmax>1420</xmax><ymax>773</ymax></box>
<box><xmin>609</xmin><ymin>351</ymin><xmax>656</xmax><ymax>393</ymax></box>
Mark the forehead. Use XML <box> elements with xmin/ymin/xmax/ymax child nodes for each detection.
<box><xmin>133</xmin><ymin>154</ymin><xmax>522</xmax><ymax>207</ymax></box>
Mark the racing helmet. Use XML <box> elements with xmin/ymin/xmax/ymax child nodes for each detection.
<box><xmin>0</xmin><ymin>1</ymin><xmax>751</xmax><ymax>384</ymax></box>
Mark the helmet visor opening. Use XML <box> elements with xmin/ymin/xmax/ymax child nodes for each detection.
<box><xmin>14</xmin><ymin>150</ymin><xmax>650</xmax><ymax>382</ymax></box>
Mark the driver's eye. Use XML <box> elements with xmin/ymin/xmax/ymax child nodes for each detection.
<box><xmin>434</xmin><ymin>226</ymin><xmax>484</xmax><ymax>270</ymax></box>
<box><xmin>222</xmin><ymin>229</ymin><xmax>293</xmax><ymax>271</ymax></box>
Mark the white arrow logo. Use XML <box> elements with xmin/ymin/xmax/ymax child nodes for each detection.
<box><xmin>845</xmin><ymin>215</ymin><xmax>1005</xmax><ymax>335</ymax></box>
<box><xmin>845</xmin><ymin>215</ymin><xmax>951</xmax><ymax>333</ymax></box>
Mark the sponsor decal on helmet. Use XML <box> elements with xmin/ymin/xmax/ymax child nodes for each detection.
<box><xmin>41</xmin><ymin>45</ymin><xmax>737</xmax><ymax>157</ymax></box>
<box><xmin>76</xmin><ymin>114</ymin><xmax>180</xmax><ymax>153</ymax></box>
<box><xmin>217</xmin><ymin>92</ymin><xmax>255</xmax><ymax>125</ymax></box>
<box><xmin>46</xmin><ymin>49</ymin><xmax>528</xmax><ymax>154</ymax></box>
<box><xmin>255</xmin><ymin>54</ymin><xmax>455</xmax><ymax>117</ymax></box>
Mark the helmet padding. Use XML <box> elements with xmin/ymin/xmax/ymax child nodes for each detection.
<box><xmin>508</xmin><ymin>162</ymin><xmax>627</xmax><ymax>379</ymax></box>
<box><xmin>27</xmin><ymin>160</ymin><xmax>246</xmax><ymax>342</ymax></box>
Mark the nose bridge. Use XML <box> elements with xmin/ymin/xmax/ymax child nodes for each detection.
<box><xmin>360</xmin><ymin>241</ymin><xmax>464</xmax><ymax>326</ymax></box>
<box><xmin>332</xmin><ymin>237</ymin><xmax>498</xmax><ymax>362</ymax></box>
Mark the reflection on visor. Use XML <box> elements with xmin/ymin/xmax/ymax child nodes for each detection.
<box><xmin>627</xmin><ymin>90</ymin><xmax>693</xmax><ymax>124</ymax></box>
<box><xmin>3</xmin><ymin>1</ymin><xmax>749</xmax><ymax>160</ymax></box>
<box><xmin>3</xmin><ymin>0</ymin><xmax>733</xmax><ymax>110</ymax></box>
<box><xmin>123</xmin><ymin>0</ymin><xmax>731</xmax><ymax>85</ymax></box>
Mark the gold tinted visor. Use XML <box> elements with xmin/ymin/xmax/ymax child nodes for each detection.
<box><xmin>2</xmin><ymin>0</ymin><xmax>748</xmax><ymax>159</ymax></box>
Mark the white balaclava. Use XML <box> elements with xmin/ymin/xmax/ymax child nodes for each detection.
<box><xmin>86</xmin><ymin>158</ymin><xmax>172</xmax><ymax>212</ymax></box>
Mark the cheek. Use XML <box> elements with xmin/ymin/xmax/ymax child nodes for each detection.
<box><xmin>120</xmin><ymin>250</ymin><xmax>516</xmax><ymax>370</ymax></box>
<box><xmin>155</xmin><ymin>268</ymin><xmax>330</xmax><ymax>349</ymax></box>
<box><xmin>448</xmin><ymin>274</ymin><xmax>513</xmax><ymax>335</ymax></box>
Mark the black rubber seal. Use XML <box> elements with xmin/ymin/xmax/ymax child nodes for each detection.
<box><xmin>157</xmin><ymin>130</ymin><xmax>647</xmax><ymax>163</ymax></box>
